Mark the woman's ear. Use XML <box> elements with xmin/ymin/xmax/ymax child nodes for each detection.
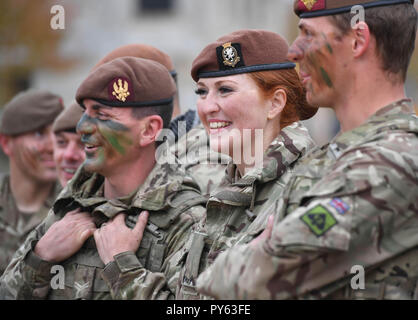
<box><xmin>139</xmin><ymin>115</ymin><xmax>164</xmax><ymax>147</ymax></box>
<box><xmin>267</xmin><ymin>88</ymin><xmax>286</xmax><ymax>120</ymax></box>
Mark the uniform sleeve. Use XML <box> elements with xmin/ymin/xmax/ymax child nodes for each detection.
<box><xmin>101</xmin><ymin>204</ymin><xmax>206</xmax><ymax>300</ymax></box>
<box><xmin>196</xmin><ymin>135</ymin><xmax>418</xmax><ymax>299</ymax></box>
<box><xmin>101</xmin><ymin>251</ymin><xmax>170</xmax><ymax>300</ymax></box>
<box><xmin>0</xmin><ymin>209</ymin><xmax>57</xmax><ymax>299</ymax></box>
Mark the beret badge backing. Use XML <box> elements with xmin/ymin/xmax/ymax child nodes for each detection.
<box><xmin>216</xmin><ymin>42</ymin><xmax>245</xmax><ymax>71</ymax></box>
<box><xmin>221</xmin><ymin>42</ymin><xmax>241</xmax><ymax>67</ymax></box>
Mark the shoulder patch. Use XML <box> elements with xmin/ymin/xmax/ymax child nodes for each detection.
<box><xmin>300</xmin><ymin>204</ymin><xmax>337</xmax><ymax>237</ymax></box>
<box><xmin>329</xmin><ymin>197</ymin><xmax>350</xmax><ymax>215</ymax></box>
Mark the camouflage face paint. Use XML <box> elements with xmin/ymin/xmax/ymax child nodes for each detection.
<box><xmin>11</xmin><ymin>132</ymin><xmax>57</xmax><ymax>182</ymax></box>
<box><xmin>14</xmin><ymin>142</ymin><xmax>41</xmax><ymax>173</ymax></box>
<box><xmin>98</xmin><ymin>122</ymin><xmax>133</xmax><ymax>156</ymax></box>
<box><xmin>320</xmin><ymin>67</ymin><xmax>333</xmax><ymax>88</ymax></box>
<box><xmin>321</xmin><ymin>32</ymin><xmax>333</xmax><ymax>54</ymax></box>
<box><xmin>299</xmin><ymin>32</ymin><xmax>335</xmax><ymax>92</ymax></box>
<box><xmin>77</xmin><ymin>111</ymin><xmax>135</xmax><ymax>173</ymax></box>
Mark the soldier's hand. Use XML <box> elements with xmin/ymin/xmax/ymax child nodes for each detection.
<box><xmin>250</xmin><ymin>214</ymin><xmax>274</xmax><ymax>248</ymax></box>
<box><xmin>94</xmin><ymin>211</ymin><xmax>149</xmax><ymax>265</ymax></box>
<box><xmin>34</xmin><ymin>208</ymin><xmax>97</xmax><ymax>262</ymax></box>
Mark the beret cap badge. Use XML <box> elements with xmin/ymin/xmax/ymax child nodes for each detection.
<box><xmin>294</xmin><ymin>0</ymin><xmax>413</xmax><ymax>18</ymax></box>
<box><xmin>222</xmin><ymin>42</ymin><xmax>240</xmax><ymax>68</ymax></box>
<box><xmin>301</xmin><ymin>0</ymin><xmax>318</xmax><ymax>10</ymax></box>
<box><xmin>111</xmin><ymin>78</ymin><xmax>130</xmax><ymax>102</ymax></box>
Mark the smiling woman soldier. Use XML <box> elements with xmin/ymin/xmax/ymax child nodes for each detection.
<box><xmin>176</xmin><ymin>29</ymin><xmax>318</xmax><ymax>299</ymax></box>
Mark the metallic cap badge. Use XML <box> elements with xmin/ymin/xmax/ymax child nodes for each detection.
<box><xmin>112</xmin><ymin>78</ymin><xmax>130</xmax><ymax>102</ymax></box>
<box><xmin>301</xmin><ymin>0</ymin><xmax>318</xmax><ymax>10</ymax></box>
<box><xmin>222</xmin><ymin>42</ymin><xmax>240</xmax><ymax>68</ymax></box>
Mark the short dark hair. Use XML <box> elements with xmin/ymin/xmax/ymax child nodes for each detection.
<box><xmin>328</xmin><ymin>3</ymin><xmax>417</xmax><ymax>83</ymax></box>
<box><xmin>130</xmin><ymin>102</ymin><xmax>173</xmax><ymax>129</ymax></box>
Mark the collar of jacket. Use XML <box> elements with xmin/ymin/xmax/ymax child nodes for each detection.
<box><xmin>53</xmin><ymin>159</ymin><xmax>189</xmax><ymax>219</ymax></box>
<box><xmin>330</xmin><ymin>99</ymin><xmax>417</xmax><ymax>155</ymax></box>
<box><xmin>0</xmin><ymin>174</ymin><xmax>60</xmax><ymax>228</ymax></box>
<box><xmin>208</xmin><ymin>121</ymin><xmax>315</xmax><ymax>208</ymax></box>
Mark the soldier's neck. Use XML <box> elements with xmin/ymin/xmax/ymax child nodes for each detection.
<box><xmin>334</xmin><ymin>69</ymin><xmax>406</xmax><ymax>133</ymax></box>
<box><xmin>9</xmin><ymin>167</ymin><xmax>54</xmax><ymax>213</ymax></box>
<box><xmin>103</xmin><ymin>150</ymin><xmax>157</xmax><ymax>200</ymax></box>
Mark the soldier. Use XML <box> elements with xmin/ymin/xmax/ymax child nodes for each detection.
<box><xmin>93</xmin><ymin>44</ymin><xmax>184</xmax><ymax>122</ymax></box>
<box><xmin>77</xmin><ymin>29</ymin><xmax>318</xmax><ymax>300</ymax></box>
<box><xmin>52</xmin><ymin>102</ymin><xmax>84</xmax><ymax>187</ymax></box>
<box><xmin>196</xmin><ymin>0</ymin><xmax>418</xmax><ymax>299</ymax></box>
<box><xmin>93</xmin><ymin>43</ymin><xmax>229</xmax><ymax>197</ymax></box>
<box><xmin>177</xmin><ymin>29</ymin><xmax>317</xmax><ymax>299</ymax></box>
<box><xmin>0</xmin><ymin>57</ymin><xmax>206</xmax><ymax>299</ymax></box>
<box><xmin>0</xmin><ymin>89</ymin><xmax>63</xmax><ymax>275</ymax></box>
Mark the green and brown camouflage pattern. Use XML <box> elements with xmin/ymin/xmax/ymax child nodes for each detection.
<box><xmin>196</xmin><ymin>99</ymin><xmax>418</xmax><ymax>300</ymax></box>
<box><xmin>0</xmin><ymin>155</ymin><xmax>206</xmax><ymax>299</ymax></box>
<box><xmin>0</xmin><ymin>175</ymin><xmax>60</xmax><ymax>275</ymax></box>
<box><xmin>171</xmin><ymin>123</ymin><xmax>230</xmax><ymax>197</ymax></box>
<box><xmin>97</xmin><ymin>121</ymin><xmax>315</xmax><ymax>300</ymax></box>
<box><xmin>177</xmin><ymin>121</ymin><xmax>316</xmax><ymax>299</ymax></box>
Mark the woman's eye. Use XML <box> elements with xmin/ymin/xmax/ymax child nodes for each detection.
<box><xmin>219</xmin><ymin>87</ymin><xmax>233</xmax><ymax>94</ymax></box>
<box><xmin>195</xmin><ymin>88</ymin><xmax>207</xmax><ymax>96</ymax></box>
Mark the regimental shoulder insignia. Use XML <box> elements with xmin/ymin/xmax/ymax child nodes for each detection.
<box><xmin>300</xmin><ymin>204</ymin><xmax>337</xmax><ymax>237</ymax></box>
<box><xmin>111</xmin><ymin>78</ymin><xmax>130</xmax><ymax>102</ymax></box>
<box><xmin>301</xmin><ymin>0</ymin><xmax>318</xmax><ymax>10</ymax></box>
<box><xmin>221</xmin><ymin>42</ymin><xmax>240</xmax><ymax>68</ymax></box>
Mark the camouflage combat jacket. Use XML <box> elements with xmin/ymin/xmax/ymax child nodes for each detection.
<box><xmin>0</xmin><ymin>160</ymin><xmax>206</xmax><ymax>299</ymax></box>
<box><xmin>84</xmin><ymin>121</ymin><xmax>315</xmax><ymax>300</ymax></box>
<box><xmin>171</xmin><ymin>123</ymin><xmax>230</xmax><ymax>197</ymax></box>
<box><xmin>0</xmin><ymin>174</ymin><xmax>60</xmax><ymax>275</ymax></box>
<box><xmin>196</xmin><ymin>99</ymin><xmax>418</xmax><ymax>300</ymax></box>
<box><xmin>178</xmin><ymin>121</ymin><xmax>316</xmax><ymax>299</ymax></box>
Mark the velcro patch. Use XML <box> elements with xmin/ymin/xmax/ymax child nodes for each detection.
<box><xmin>300</xmin><ymin>205</ymin><xmax>337</xmax><ymax>237</ymax></box>
<box><xmin>329</xmin><ymin>197</ymin><xmax>350</xmax><ymax>215</ymax></box>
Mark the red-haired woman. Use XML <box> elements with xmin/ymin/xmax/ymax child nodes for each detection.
<box><xmin>176</xmin><ymin>29</ymin><xmax>318</xmax><ymax>299</ymax></box>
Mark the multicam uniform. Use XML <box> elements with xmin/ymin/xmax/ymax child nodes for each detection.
<box><xmin>75</xmin><ymin>121</ymin><xmax>314</xmax><ymax>299</ymax></box>
<box><xmin>0</xmin><ymin>175</ymin><xmax>60</xmax><ymax>275</ymax></box>
<box><xmin>171</xmin><ymin>123</ymin><xmax>230</xmax><ymax>197</ymax></box>
<box><xmin>177</xmin><ymin>121</ymin><xmax>315</xmax><ymax>299</ymax></box>
<box><xmin>196</xmin><ymin>99</ymin><xmax>418</xmax><ymax>300</ymax></box>
<box><xmin>0</xmin><ymin>160</ymin><xmax>206</xmax><ymax>299</ymax></box>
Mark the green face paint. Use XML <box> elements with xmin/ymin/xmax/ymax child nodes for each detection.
<box><xmin>84</xmin><ymin>147</ymin><xmax>105</xmax><ymax>172</ymax></box>
<box><xmin>319</xmin><ymin>67</ymin><xmax>333</xmax><ymax>88</ymax></box>
<box><xmin>99</xmin><ymin>125</ymin><xmax>133</xmax><ymax>155</ymax></box>
<box><xmin>78</xmin><ymin>112</ymin><xmax>136</xmax><ymax>174</ymax></box>
<box><xmin>321</xmin><ymin>33</ymin><xmax>333</xmax><ymax>54</ymax></box>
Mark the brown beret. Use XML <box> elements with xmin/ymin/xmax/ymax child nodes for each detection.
<box><xmin>191</xmin><ymin>29</ymin><xmax>295</xmax><ymax>82</ymax></box>
<box><xmin>93</xmin><ymin>44</ymin><xmax>175</xmax><ymax>77</ymax></box>
<box><xmin>53</xmin><ymin>101</ymin><xmax>84</xmax><ymax>133</ymax></box>
<box><xmin>294</xmin><ymin>0</ymin><xmax>414</xmax><ymax>18</ymax></box>
<box><xmin>76</xmin><ymin>56</ymin><xmax>176</xmax><ymax>108</ymax></box>
<box><xmin>0</xmin><ymin>89</ymin><xmax>64</xmax><ymax>136</ymax></box>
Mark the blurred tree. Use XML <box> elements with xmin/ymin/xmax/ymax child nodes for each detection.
<box><xmin>0</xmin><ymin>0</ymin><xmax>75</xmax><ymax>106</ymax></box>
